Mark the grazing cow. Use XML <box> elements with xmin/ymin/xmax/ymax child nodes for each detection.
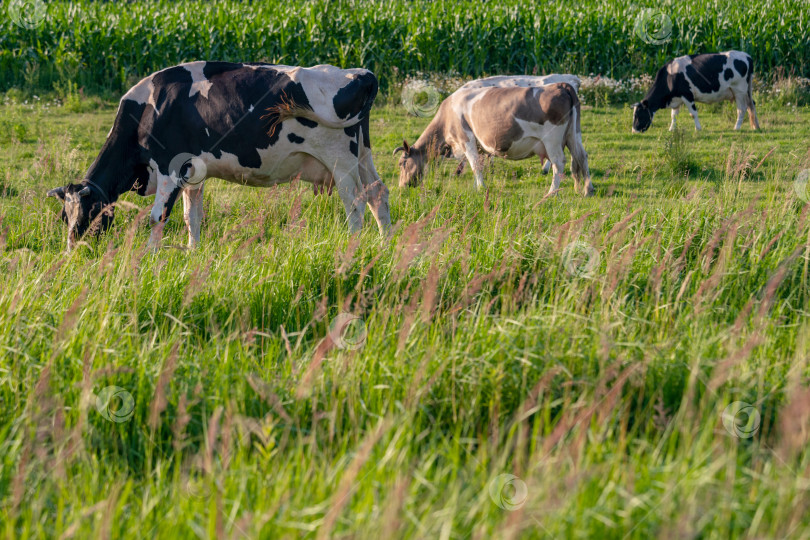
<box><xmin>632</xmin><ymin>51</ymin><xmax>760</xmax><ymax>133</ymax></box>
<box><xmin>459</xmin><ymin>74</ymin><xmax>581</xmax><ymax>174</ymax></box>
<box><xmin>46</xmin><ymin>62</ymin><xmax>391</xmax><ymax>250</ymax></box>
<box><xmin>395</xmin><ymin>83</ymin><xmax>593</xmax><ymax>196</ymax></box>
<box><xmin>460</xmin><ymin>74</ymin><xmax>581</xmax><ymax>92</ymax></box>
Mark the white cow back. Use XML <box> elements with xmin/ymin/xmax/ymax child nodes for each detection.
<box><xmin>460</xmin><ymin>74</ymin><xmax>581</xmax><ymax>92</ymax></box>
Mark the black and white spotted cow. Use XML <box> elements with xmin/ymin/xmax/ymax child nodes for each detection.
<box><xmin>47</xmin><ymin>62</ymin><xmax>391</xmax><ymax>250</ymax></box>
<box><xmin>632</xmin><ymin>51</ymin><xmax>760</xmax><ymax>133</ymax></box>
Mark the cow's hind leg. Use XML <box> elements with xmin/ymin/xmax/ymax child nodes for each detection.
<box><xmin>567</xmin><ymin>136</ymin><xmax>593</xmax><ymax>196</ymax></box>
<box><xmin>686</xmin><ymin>101</ymin><xmax>702</xmax><ymax>131</ymax></box>
<box><xmin>733</xmin><ymin>91</ymin><xmax>747</xmax><ymax>130</ymax></box>
<box><xmin>334</xmin><ymin>163</ymin><xmax>365</xmax><ymax>234</ymax></box>
<box><xmin>149</xmin><ymin>173</ymin><xmax>182</xmax><ymax>248</ymax></box>
<box><xmin>545</xmin><ymin>146</ymin><xmax>567</xmax><ymax>196</ymax></box>
<box><xmin>746</xmin><ymin>91</ymin><xmax>761</xmax><ymax>130</ymax></box>
<box><xmin>357</xmin><ymin>125</ymin><xmax>391</xmax><ymax>233</ymax></box>
<box><xmin>182</xmin><ymin>183</ymin><xmax>205</xmax><ymax>248</ymax></box>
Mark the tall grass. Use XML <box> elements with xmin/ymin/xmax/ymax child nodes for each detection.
<box><xmin>1</xmin><ymin>0</ymin><xmax>809</xmax><ymax>97</ymax></box>
<box><xmin>0</xmin><ymin>98</ymin><xmax>809</xmax><ymax>536</ymax></box>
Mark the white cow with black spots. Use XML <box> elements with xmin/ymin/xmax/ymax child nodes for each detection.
<box><xmin>47</xmin><ymin>62</ymin><xmax>391</xmax><ymax>250</ymax></box>
<box><xmin>632</xmin><ymin>51</ymin><xmax>760</xmax><ymax>133</ymax></box>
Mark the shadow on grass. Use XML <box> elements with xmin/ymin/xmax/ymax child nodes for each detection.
<box><xmin>0</xmin><ymin>183</ymin><xmax>19</xmax><ymax>197</ymax></box>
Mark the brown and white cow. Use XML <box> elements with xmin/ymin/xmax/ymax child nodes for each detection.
<box><xmin>459</xmin><ymin>74</ymin><xmax>581</xmax><ymax>174</ymax></box>
<box><xmin>396</xmin><ymin>83</ymin><xmax>593</xmax><ymax>196</ymax></box>
<box><xmin>460</xmin><ymin>74</ymin><xmax>581</xmax><ymax>92</ymax></box>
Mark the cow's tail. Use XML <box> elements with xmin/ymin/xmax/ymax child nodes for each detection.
<box><xmin>562</xmin><ymin>85</ymin><xmax>592</xmax><ymax>194</ymax></box>
<box><xmin>746</xmin><ymin>55</ymin><xmax>755</xmax><ymax>103</ymax></box>
<box><xmin>262</xmin><ymin>98</ymin><xmax>357</xmax><ymax>136</ymax></box>
<box><xmin>744</xmin><ymin>55</ymin><xmax>760</xmax><ymax>130</ymax></box>
<box><xmin>263</xmin><ymin>71</ymin><xmax>378</xmax><ymax>134</ymax></box>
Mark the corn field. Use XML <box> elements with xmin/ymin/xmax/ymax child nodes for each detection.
<box><xmin>1</xmin><ymin>0</ymin><xmax>809</xmax><ymax>96</ymax></box>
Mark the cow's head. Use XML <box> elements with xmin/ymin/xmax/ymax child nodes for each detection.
<box><xmin>47</xmin><ymin>183</ymin><xmax>114</xmax><ymax>250</ymax></box>
<box><xmin>394</xmin><ymin>140</ymin><xmax>426</xmax><ymax>188</ymax></box>
<box><xmin>632</xmin><ymin>101</ymin><xmax>654</xmax><ymax>133</ymax></box>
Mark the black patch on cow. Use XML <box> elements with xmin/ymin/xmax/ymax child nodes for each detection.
<box><xmin>361</xmin><ymin>116</ymin><xmax>371</xmax><ymax>149</ymax></box>
<box><xmin>344</xmin><ymin>125</ymin><xmax>360</xmax><ymax>157</ymax></box>
<box><xmin>202</xmin><ymin>62</ymin><xmax>241</xmax><ymax>79</ymax></box>
<box><xmin>332</xmin><ymin>72</ymin><xmax>378</xmax><ymax>120</ymax></box>
<box><xmin>646</xmin><ymin>68</ymin><xmax>694</xmax><ymax>110</ymax></box>
<box><xmin>132</xmin><ymin>163</ymin><xmax>151</xmax><ymax>195</ymax></box>
<box><xmin>139</xmin><ymin>62</ymin><xmax>315</xmax><ymax>174</ymax></box>
<box><xmin>150</xmin><ymin>66</ymin><xmax>194</xmax><ymax>114</ymax></box>
<box><xmin>671</xmin><ymin>72</ymin><xmax>694</xmax><ymax>103</ymax></box>
<box><xmin>724</xmin><ymin>68</ymin><xmax>733</xmax><ymax>81</ymax></box>
<box><xmin>296</xmin><ymin>117</ymin><xmax>318</xmax><ymax>128</ymax></box>
<box><xmin>333</xmin><ymin>71</ymin><xmax>379</xmax><ymax>150</ymax></box>
<box><xmin>287</xmin><ymin>133</ymin><xmax>305</xmax><ymax>144</ymax></box>
<box><xmin>82</xmin><ymin>98</ymin><xmax>150</xmax><ymax>200</ymax></box>
<box><xmin>685</xmin><ymin>54</ymin><xmax>726</xmax><ymax>94</ymax></box>
<box><xmin>160</xmin><ymin>185</ymin><xmax>183</xmax><ymax>223</ymax></box>
<box><xmin>642</xmin><ymin>66</ymin><xmax>673</xmax><ymax>111</ymax></box>
<box><xmin>734</xmin><ymin>58</ymin><xmax>748</xmax><ymax>78</ymax></box>
<box><xmin>746</xmin><ymin>58</ymin><xmax>753</xmax><ymax>103</ymax></box>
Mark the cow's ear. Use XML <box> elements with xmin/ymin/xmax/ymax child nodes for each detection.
<box><xmin>641</xmin><ymin>100</ymin><xmax>649</xmax><ymax>108</ymax></box>
<box><xmin>47</xmin><ymin>187</ymin><xmax>66</xmax><ymax>200</ymax></box>
<box><xmin>403</xmin><ymin>140</ymin><xmax>411</xmax><ymax>155</ymax></box>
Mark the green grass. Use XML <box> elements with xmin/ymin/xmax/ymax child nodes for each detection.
<box><xmin>1</xmin><ymin>95</ymin><xmax>810</xmax><ymax>539</ymax></box>
<box><xmin>2</xmin><ymin>0</ymin><xmax>809</xmax><ymax>97</ymax></box>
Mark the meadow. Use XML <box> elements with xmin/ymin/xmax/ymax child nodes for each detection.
<box><xmin>1</xmin><ymin>87</ymin><xmax>810</xmax><ymax>538</ymax></box>
<box><xmin>1</xmin><ymin>0</ymin><xmax>810</xmax><ymax>537</ymax></box>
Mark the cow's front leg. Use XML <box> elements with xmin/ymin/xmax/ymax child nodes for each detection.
<box><xmin>149</xmin><ymin>173</ymin><xmax>182</xmax><ymax>248</ymax></box>
<box><xmin>334</xmin><ymin>165</ymin><xmax>365</xmax><ymax>234</ymax></box>
<box><xmin>669</xmin><ymin>107</ymin><xmax>680</xmax><ymax>131</ymax></box>
<box><xmin>463</xmin><ymin>141</ymin><xmax>485</xmax><ymax>190</ymax></box>
<box><xmin>182</xmin><ymin>183</ymin><xmax>205</xmax><ymax>248</ymax></box>
<box><xmin>541</xmin><ymin>159</ymin><xmax>552</xmax><ymax>175</ymax></box>
<box><xmin>686</xmin><ymin>102</ymin><xmax>702</xmax><ymax>131</ymax></box>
